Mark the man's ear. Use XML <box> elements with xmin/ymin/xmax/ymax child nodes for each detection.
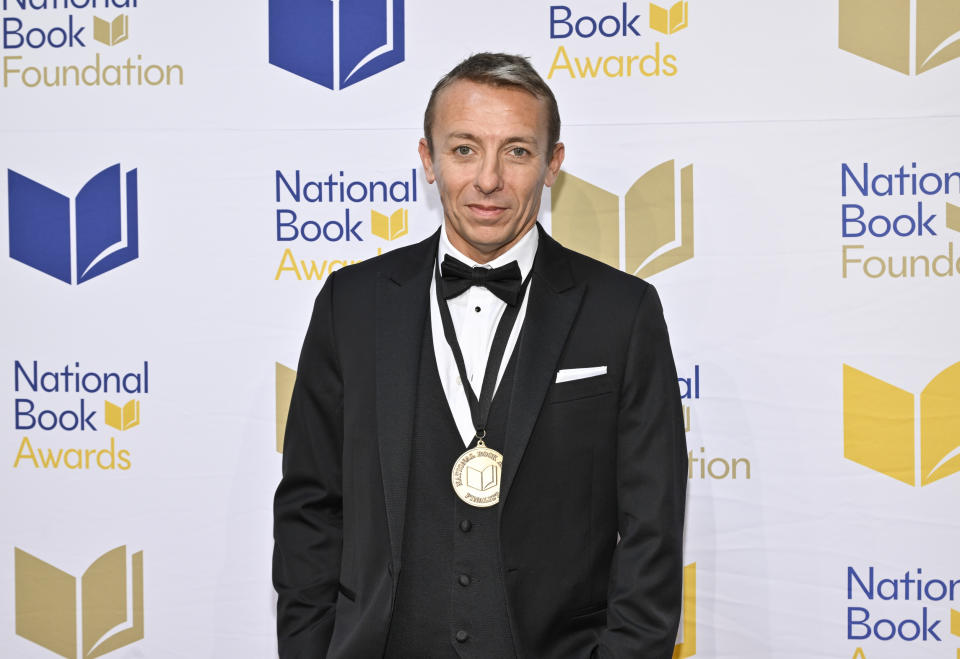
<box><xmin>418</xmin><ymin>138</ymin><xmax>436</xmax><ymax>184</ymax></box>
<box><xmin>544</xmin><ymin>142</ymin><xmax>565</xmax><ymax>187</ymax></box>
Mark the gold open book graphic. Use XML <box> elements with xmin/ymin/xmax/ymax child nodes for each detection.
<box><xmin>673</xmin><ymin>562</ymin><xmax>696</xmax><ymax>659</ymax></box>
<box><xmin>948</xmin><ymin>202</ymin><xmax>960</xmax><ymax>231</ymax></box>
<box><xmin>276</xmin><ymin>362</ymin><xmax>297</xmax><ymax>453</ymax></box>
<box><xmin>650</xmin><ymin>1</ymin><xmax>689</xmax><ymax>35</ymax></box>
<box><xmin>93</xmin><ymin>15</ymin><xmax>129</xmax><ymax>47</ymax></box>
<box><xmin>839</xmin><ymin>0</ymin><xmax>960</xmax><ymax>75</ymax></box>
<box><xmin>371</xmin><ymin>209</ymin><xmax>408</xmax><ymax>241</ymax></box>
<box><xmin>551</xmin><ymin>160</ymin><xmax>693</xmax><ymax>279</ymax></box>
<box><xmin>844</xmin><ymin>362</ymin><xmax>960</xmax><ymax>486</ymax></box>
<box><xmin>104</xmin><ymin>400</ymin><xmax>139</xmax><ymax>431</ymax></box>
<box><xmin>466</xmin><ymin>464</ymin><xmax>497</xmax><ymax>491</ymax></box>
<box><xmin>15</xmin><ymin>546</ymin><xmax>144</xmax><ymax>659</ymax></box>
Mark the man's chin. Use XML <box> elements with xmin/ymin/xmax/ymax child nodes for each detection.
<box><xmin>457</xmin><ymin>226</ymin><xmax>535</xmax><ymax>261</ymax></box>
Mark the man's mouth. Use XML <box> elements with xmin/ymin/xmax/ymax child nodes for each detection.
<box><xmin>467</xmin><ymin>204</ymin><xmax>508</xmax><ymax>218</ymax></box>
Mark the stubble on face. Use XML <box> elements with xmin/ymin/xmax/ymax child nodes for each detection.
<box><xmin>419</xmin><ymin>80</ymin><xmax>564</xmax><ymax>263</ymax></box>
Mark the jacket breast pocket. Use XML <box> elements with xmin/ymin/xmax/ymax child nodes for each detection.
<box><xmin>546</xmin><ymin>374</ymin><xmax>613</xmax><ymax>404</ymax></box>
<box><xmin>567</xmin><ymin>602</ymin><xmax>608</xmax><ymax>629</ymax></box>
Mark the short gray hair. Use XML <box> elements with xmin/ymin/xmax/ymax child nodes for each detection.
<box><xmin>423</xmin><ymin>52</ymin><xmax>561</xmax><ymax>155</ymax></box>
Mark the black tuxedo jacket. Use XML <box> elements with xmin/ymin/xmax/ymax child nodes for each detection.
<box><xmin>273</xmin><ymin>226</ymin><xmax>687</xmax><ymax>658</ymax></box>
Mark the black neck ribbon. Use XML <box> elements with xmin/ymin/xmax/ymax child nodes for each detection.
<box><xmin>433</xmin><ymin>257</ymin><xmax>532</xmax><ymax>443</ymax></box>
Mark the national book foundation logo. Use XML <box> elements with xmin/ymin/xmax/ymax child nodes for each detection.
<box><xmin>845</xmin><ymin>565</ymin><xmax>960</xmax><ymax>657</ymax></box>
<box><xmin>843</xmin><ymin>362</ymin><xmax>960</xmax><ymax>487</ymax></box>
<box><xmin>839</xmin><ymin>0</ymin><xmax>960</xmax><ymax>75</ymax></box>
<box><xmin>551</xmin><ymin>159</ymin><xmax>693</xmax><ymax>278</ymax></box>
<box><xmin>2</xmin><ymin>1</ymin><xmax>184</xmax><ymax>89</ymax></box>
<box><xmin>679</xmin><ymin>365</ymin><xmax>754</xmax><ymax>481</ymax></box>
<box><xmin>15</xmin><ymin>545</ymin><xmax>144</xmax><ymax>659</ymax></box>
<box><xmin>838</xmin><ymin>161</ymin><xmax>960</xmax><ymax>280</ymax></box>
<box><xmin>7</xmin><ymin>164</ymin><xmax>138</xmax><ymax>285</ymax></box>
<box><xmin>269</xmin><ymin>0</ymin><xmax>405</xmax><ymax>89</ymax></box>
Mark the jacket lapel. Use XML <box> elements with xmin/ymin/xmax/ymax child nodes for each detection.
<box><xmin>375</xmin><ymin>230</ymin><xmax>439</xmax><ymax>567</ymax></box>
<box><xmin>499</xmin><ymin>227</ymin><xmax>585</xmax><ymax>505</ymax></box>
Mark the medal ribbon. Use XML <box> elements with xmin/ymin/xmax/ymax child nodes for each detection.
<box><xmin>434</xmin><ymin>257</ymin><xmax>532</xmax><ymax>443</ymax></box>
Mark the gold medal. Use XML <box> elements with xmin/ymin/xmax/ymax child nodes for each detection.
<box><xmin>451</xmin><ymin>439</ymin><xmax>503</xmax><ymax>508</ymax></box>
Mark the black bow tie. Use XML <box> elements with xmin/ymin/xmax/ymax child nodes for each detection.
<box><xmin>440</xmin><ymin>254</ymin><xmax>523</xmax><ymax>306</ymax></box>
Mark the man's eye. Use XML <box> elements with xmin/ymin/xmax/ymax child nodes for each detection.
<box><xmin>455</xmin><ymin>145</ymin><xmax>472</xmax><ymax>156</ymax></box>
<box><xmin>510</xmin><ymin>147</ymin><xmax>528</xmax><ymax>157</ymax></box>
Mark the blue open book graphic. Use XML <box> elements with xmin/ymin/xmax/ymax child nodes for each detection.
<box><xmin>269</xmin><ymin>0</ymin><xmax>405</xmax><ymax>89</ymax></box>
<box><xmin>8</xmin><ymin>164</ymin><xmax>138</xmax><ymax>284</ymax></box>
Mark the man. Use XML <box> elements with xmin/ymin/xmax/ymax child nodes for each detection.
<box><xmin>274</xmin><ymin>53</ymin><xmax>687</xmax><ymax>658</ymax></box>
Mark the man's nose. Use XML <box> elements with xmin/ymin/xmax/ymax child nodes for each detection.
<box><xmin>474</xmin><ymin>154</ymin><xmax>503</xmax><ymax>194</ymax></box>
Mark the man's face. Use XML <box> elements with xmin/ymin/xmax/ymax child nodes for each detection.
<box><xmin>419</xmin><ymin>79</ymin><xmax>565</xmax><ymax>263</ymax></box>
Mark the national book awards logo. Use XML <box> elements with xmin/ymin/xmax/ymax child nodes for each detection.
<box><xmin>551</xmin><ymin>159</ymin><xmax>693</xmax><ymax>279</ymax></box>
<box><xmin>545</xmin><ymin>1</ymin><xmax>689</xmax><ymax>81</ymax></box>
<box><xmin>273</xmin><ymin>167</ymin><xmax>417</xmax><ymax>282</ymax></box>
<box><xmin>11</xmin><ymin>360</ymin><xmax>150</xmax><ymax>471</ymax></box>
<box><xmin>843</xmin><ymin>362</ymin><xmax>960</xmax><ymax>487</ymax></box>
<box><xmin>15</xmin><ymin>545</ymin><xmax>144</xmax><ymax>658</ymax></box>
<box><xmin>839</xmin><ymin>0</ymin><xmax>960</xmax><ymax>76</ymax></box>
<box><xmin>268</xmin><ymin>0</ymin><xmax>404</xmax><ymax>89</ymax></box>
<box><xmin>7</xmin><ymin>164</ymin><xmax>138</xmax><ymax>284</ymax></box>
<box><xmin>2</xmin><ymin>0</ymin><xmax>184</xmax><ymax>89</ymax></box>
<box><xmin>844</xmin><ymin>566</ymin><xmax>960</xmax><ymax>659</ymax></box>
<box><xmin>839</xmin><ymin>162</ymin><xmax>960</xmax><ymax>280</ymax></box>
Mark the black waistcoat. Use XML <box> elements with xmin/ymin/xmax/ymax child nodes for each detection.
<box><xmin>383</xmin><ymin>325</ymin><xmax>518</xmax><ymax>659</ymax></box>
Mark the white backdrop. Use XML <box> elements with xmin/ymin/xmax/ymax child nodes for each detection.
<box><xmin>2</xmin><ymin>1</ymin><xmax>960</xmax><ymax>658</ymax></box>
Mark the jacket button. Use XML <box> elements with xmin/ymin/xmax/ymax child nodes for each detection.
<box><xmin>458</xmin><ymin>574</ymin><xmax>470</xmax><ymax>587</ymax></box>
<box><xmin>455</xmin><ymin>630</ymin><xmax>469</xmax><ymax>643</ymax></box>
<box><xmin>459</xmin><ymin>519</ymin><xmax>472</xmax><ymax>532</ymax></box>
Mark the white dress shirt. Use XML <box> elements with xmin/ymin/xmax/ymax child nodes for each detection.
<box><xmin>430</xmin><ymin>226</ymin><xmax>538</xmax><ymax>447</ymax></box>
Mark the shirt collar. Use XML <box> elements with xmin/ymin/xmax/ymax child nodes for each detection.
<box><xmin>438</xmin><ymin>224</ymin><xmax>538</xmax><ymax>280</ymax></box>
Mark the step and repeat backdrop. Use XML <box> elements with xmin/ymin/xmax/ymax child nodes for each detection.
<box><xmin>2</xmin><ymin>1</ymin><xmax>959</xmax><ymax>658</ymax></box>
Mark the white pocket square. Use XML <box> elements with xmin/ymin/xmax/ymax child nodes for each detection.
<box><xmin>555</xmin><ymin>366</ymin><xmax>607</xmax><ymax>383</ymax></box>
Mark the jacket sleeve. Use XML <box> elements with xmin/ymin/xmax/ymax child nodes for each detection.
<box><xmin>595</xmin><ymin>284</ymin><xmax>688</xmax><ymax>659</ymax></box>
<box><xmin>273</xmin><ymin>273</ymin><xmax>344</xmax><ymax>659</ymax></box>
